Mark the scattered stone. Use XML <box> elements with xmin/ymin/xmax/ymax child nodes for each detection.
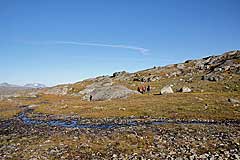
<box><xmin>176</xmin><ymin>63</ymin><xmax>185</xmax><ymax>70</ymax></box>
<box><xmin>228</xmin><ymin>98</ymin><xmax>240</xmax><ymax>104</ymax></box>
<box><xmin>28</xmin><ymin>104</ymin><xmax>39</xmax><ymax>108</ymax></box>
<box><xmin>179</xmin><ymin>87</ymin><xmax>192</xmax><ymax>93</ymax></box>
<box><xmin>60</xmin><ymin>105</ymin><xmax>68</xmax><ymax>109</ymax></box>
<box><xmin>204</xmin><ymin>104</ymin><xmax>208</xmax><ymax>110</ymax></box>
<box><xmin>201</xmin><ymin>74</ymin><xmax>224</xmax><ymax>81</ymax></box>
<box><xmin>160</xmin><ymin>86</ymin><xmax>174</xmax><ymax>95</ymax></box>
<box><xmin>119</xmin><ymin>108</ymin><xmax>126</xmax><ymax>111</ymax></box>
<box><xmin>1</xmin><ymin>110</ymin><xmax>240</xmax><ymax>159</ymax></box>
<box><xmin>169</xmin><ymin>70</ymin><xmax>182</xmax><ymax>77</ymax></box>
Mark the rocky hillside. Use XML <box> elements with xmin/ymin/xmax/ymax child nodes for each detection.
<box><xmin>35</xmin><ymin>50</ymin><xmax>239</xmax><ymax>101</ymax></box>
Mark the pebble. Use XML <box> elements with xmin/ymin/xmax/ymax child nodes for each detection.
<box><xmin>0</xmin><ymin>110</ymin><xmax>239</xmax><ymax>159</ymax></box>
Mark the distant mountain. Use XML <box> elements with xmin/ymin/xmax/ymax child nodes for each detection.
<box><xmin>0</xmin><ymin>83</ymin><xmax>21</xmax><ymax>88</ymax></box>
<box><xmin>0</xmin><ymin>82</ymin><xmax>46</xmax><ymax>89</ymax></box>
<box><xmin>0</xmin><ymin>83</ymin><xmax>30</xmax><ymax>96</ymax></box>
<box><xmin>24</xmin><ymin>83</ymin><xmax>46</xmax><ymax>89</ymax></box>
<box><xmin>0</xmin><ymin>82</ymin><xmax>46</xmax><ymax>96</ymax></box>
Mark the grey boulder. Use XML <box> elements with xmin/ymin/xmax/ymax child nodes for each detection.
<box><xmin>79</xmin><ymin>78</ymin><xmax>139</xmax><ymax>101</ymax></box>
<box><xmin>179</xmin><ymin>87</ymin><xmax>192</xmax><ymax>93</ymax></box>
<box><xmin>160</xmin><ymin>86</ymin><xmax>174</xmax><ymax>95</ymax></box>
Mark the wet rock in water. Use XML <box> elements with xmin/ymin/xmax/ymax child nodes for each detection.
<box><xmin>179</xmin><ymin>86</ymin><xmax>192</xmax><ymax>93</ymax></box>
<box><xmin>228</xmin><ymin>98</ymin><xmax>240</xmax><ymax>104</ymax></box>
<box><xmin>160</xmin><ymin>86</ymin><xmax>174</xmax><ymax>95</ymax></box>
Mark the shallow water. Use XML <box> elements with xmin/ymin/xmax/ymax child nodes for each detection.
<box><xmin>18</xmin><ymin>112</ymin><xmax>239</xmax><ymax>129</ymax></box>
<box><xmin>18</xmin><ymin>112</ymin><xmax>140</xmax><ymax>129</ymax></box>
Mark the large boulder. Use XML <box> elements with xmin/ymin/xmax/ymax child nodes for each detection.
<box><xmin>79</xmin><ymin>78</ymin><xmax>139</xmax><ymax>101</ymax></box>
<box><xmin>160</xmin><ymin>86</ymin><xmax>174</xmax><ymax>95</ymax></box>
<box><xmin>79</xmin><ymin>78</ymin><xmax>113</xmax><ymax>95</ymax></box>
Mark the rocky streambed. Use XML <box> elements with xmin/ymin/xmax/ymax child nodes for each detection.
<box><xmin>0</xmin><ymin>109</ymin><xmax>240</xmax><ymax>159</ymax></box>
<box><xmin>16</xmin><ymin>110</ymin><xmax>240</xmax><ymax>129</ymax></box>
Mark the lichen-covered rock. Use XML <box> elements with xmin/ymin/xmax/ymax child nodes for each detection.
<box><xmin>79</xmin><ymin>78</ymin><xmax>139</xmax><ymax>101</ymax></box>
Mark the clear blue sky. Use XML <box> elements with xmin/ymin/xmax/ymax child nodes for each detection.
<box><xmin>1</xmin><ymin>0</ymin><xmax>239</xmax><ymax>86</ymax></box>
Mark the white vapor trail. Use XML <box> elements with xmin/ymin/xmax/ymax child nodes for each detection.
<box><xmin>38</xmin><ymin>41</ymin><xmax>149</xmax><ymax>55</ymax></box>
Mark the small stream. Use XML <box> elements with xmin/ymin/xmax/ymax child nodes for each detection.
<box><xmin>17</xmin><ymin>112</ymin><xmax>240</xmax><ymax>129</ymax></box>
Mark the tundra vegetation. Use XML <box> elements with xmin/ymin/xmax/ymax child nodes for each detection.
<box><xmin>0</xmin><ymin>51</ymin><xmax>240</xmax><ymax>159</ymax></box>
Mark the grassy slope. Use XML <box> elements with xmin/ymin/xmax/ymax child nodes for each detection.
<box><xmin>1</xmin><ymin>56</ymin><xmax>239</xmax><ymax>120</ymax></box>
<box><xmin>32</xmin><ymin>92</ymin><xmax>239</xmax><ymax>120</ymax></box>
<box><xmin>0</xmin><ymin>100</ymin><xmax>20</xmax><ymax>119</ymax></box>
<box><xmin>1</xmin><ymin>72</ymin><xmax>240</xmax><ymax>120</ymax></box>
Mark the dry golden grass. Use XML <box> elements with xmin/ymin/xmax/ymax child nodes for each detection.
<box><xmin>1</xmin><ymin>72</ymin><xmax>239</xmax><ymax>120</ymax></box>
<box><xmin>32</xmin><ymin>92</ymin><xmax>240</xmax><ymax>121</ymax></box>
<box><xmin>0</xmin><ymin>100</ymin><xmax>21</xmax><ymax>119</ymax></box>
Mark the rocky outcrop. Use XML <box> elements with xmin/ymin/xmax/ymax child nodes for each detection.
<box><xmin>43</xmin><ymin>85</ymin><xmax>69</xmax><ymax>95</ymax></box>
<box><xmin>111</xmin><ymin>71</ymin><xmax>131</xmax><ymax>81</ymax></box>
<box><xmin>201</xmin><ymin>74</ymin><xmax>224</xmax><ymax>81</ymax></box>
<box><xmin>79</xmin><ymin>78</ymin><xmax>139</xmax><ymax>101</ymax></box>
<box><xmin>112</xmin><ymin>71</ymin><xmax>127</xmax><ymax>78</ymax></box>
<box><xmin>194</xmin><ymin>50</ymin><xmax>240</xmax><ymax>74</ymax></box>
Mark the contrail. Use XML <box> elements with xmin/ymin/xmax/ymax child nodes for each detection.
<box><xmin>28</xmin><ymin>41</ymin><xmax>150</xmax><ymax>55</ymax></box>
